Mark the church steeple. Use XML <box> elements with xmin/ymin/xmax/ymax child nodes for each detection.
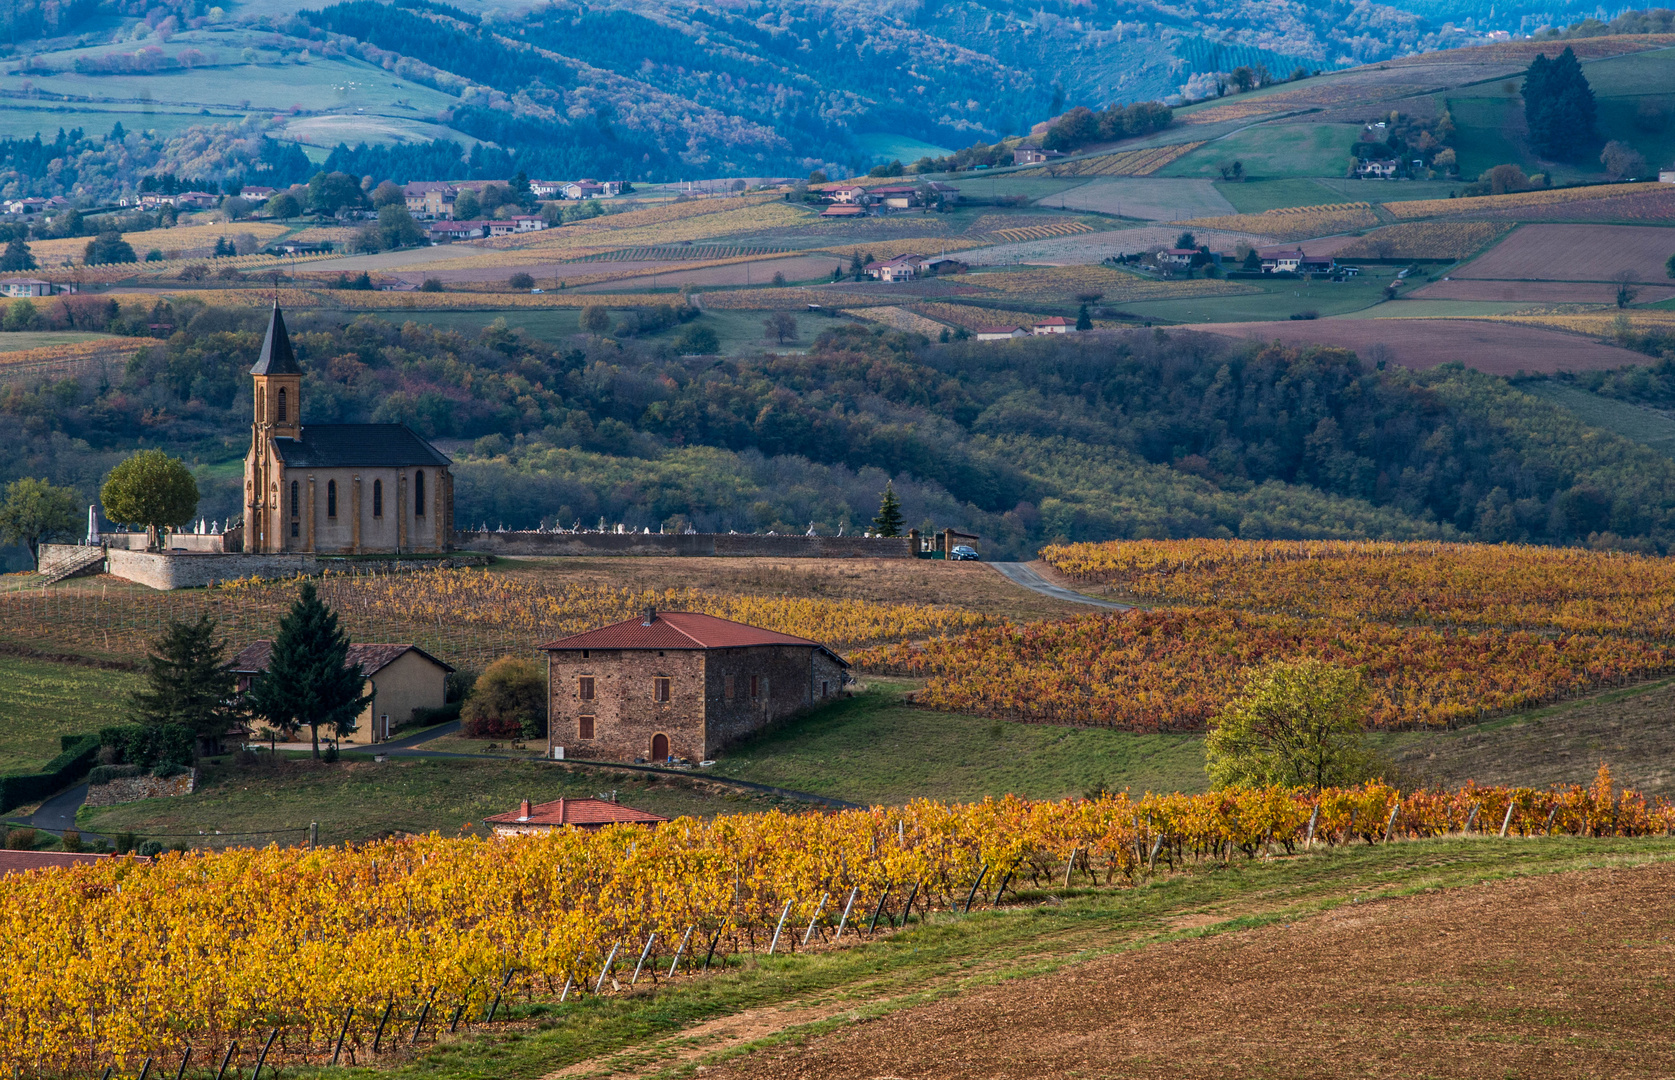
<box><xmin>251</xmin><ymin>302</ymin><xmax>301</xmax><ymax>441</ymax></box>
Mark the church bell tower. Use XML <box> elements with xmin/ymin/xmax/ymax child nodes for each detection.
<box><xmin>245</xmin><ymin>303</ymin><xmax>302</xmax><ymax>552</ymax></box>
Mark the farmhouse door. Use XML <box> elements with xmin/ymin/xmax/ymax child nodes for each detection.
<box><xmin>651</xmin><ymin>733</ymin><xmax>670</xmax><ymax>761</ymax></box>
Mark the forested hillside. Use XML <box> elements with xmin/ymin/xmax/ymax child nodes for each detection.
<box><xmin>7</xmin><ymin>305</ymin><xmax>1675</xmax><ymax>566</ymax></box>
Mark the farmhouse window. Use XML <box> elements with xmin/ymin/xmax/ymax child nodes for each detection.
<box><xmin>578</xmin><ymin>676</ymin><xmax>595</xmax><ymax>701</ymax></box>
<box><xmin>821</xmin><ymin>680</ymin><xmax>829</xmax><ymax>699</ymax></box>
<box><xmin>749</xmin><ymin>675</ymin><xmax>760</xmax><ymax>700</ymax></box>
<box><xmin>578</xmin><ymin>715</ymin><xmax>595</xmax><ymax>740</ymax></box>
<box><xmin>373</xmin><ymin>479</ymin><xmax>383</xmax><ymax>517</ymax></box>
<box><xmin>654</xmin><ymin>677</ymin><xmax>671</xmax><ymax>703</ymax></box>
<box><xmin>327</xmin><ymin>480</ymin><xmax>337</xmax><ymax>518</ymax></box>
<box><xmin>414</xmin><ymin>470</ymin><xmax>426</xmax><ymax>516</ymax></box>
<box><xmin>723</xmin><ymin>675</ymin><xmax>735</xmax><ymax>700</ymax></box>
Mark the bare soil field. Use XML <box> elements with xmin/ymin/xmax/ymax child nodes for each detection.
<box><xmin>573</xmin><ymin>255</ymin><xmax>841</xmax><ymax>291</ymax></box>
<box><xmin>1414</xmin><ymin>279</ymin><xmax>1675</xmax><ymax>304</ymax></box>
<box><xmin>1454</xmin><ymin>224</ymin><xmax>1675</xmax><ymax>283</ymax></box>
<box><xmin>709</xmin><ymin>862</ymin><xmax>1675</xmax><ymax>1080</ymax></box>
<box><xmin>1046</xmin><ymin>177</ymin><xmax>1234</xmax><ymax>221</ymax></box>
<box><xmin>1194</xmin><ymin>318</ymin><xmax>1646</xmax><ymax>373</ymax></box>
<box><xmin>494</xmin><ymin>556</ymin><xmax>1089</xmax><ymax>622</ymax></box>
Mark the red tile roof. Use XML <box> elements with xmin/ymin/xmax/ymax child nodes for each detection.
<box><xmin>0</xmin><ymin>851</ymin><xmax>120</xmax><ymax>876</ymax></box>
<box><xmin>231</xmin><ymin>640</ymin><xmax>454</xmax><ymax>676</ymax></box>
<box><xmin>485</xmin><ymin>797</ymin><xmax>668</xmax><ymax>830</ymax></box>
<box><xmin>1035</xmin><ymin>316</ymin><xmax>1071</xmax><ymax>327</ymax></box>
<box><xmin>540</xmin><ymin>609</ymin><xmax>809</xmax><ymax>650</ymax></box>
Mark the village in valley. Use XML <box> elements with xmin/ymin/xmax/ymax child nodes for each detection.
<box><xmin>4</xmin><ymin>2</ymin><xmax>1675</xmax><ymax>1076</ymax></box>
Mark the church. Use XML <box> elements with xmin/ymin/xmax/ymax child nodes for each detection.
<box><xmin>244</xmin><ymin>303</ymin><xmax>455</xmax><ymax>555</ymax></box>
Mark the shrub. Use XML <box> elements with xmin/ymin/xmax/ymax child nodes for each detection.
<box><xmin>137</xmin><ymin>840</ymin><xmax>164</xmax><ymax>858</ymax></box>
<box><xmin>61</xmin><ymin>829</ymin><xmax>83</xmax><ymax>853</ymax></box>
<box><xmin>99</xmin><ymin>724</ymin><xmax>194</xmax><ymax>768</ymax></box>
<box><xmin>461</xmin><ymin>656</ymin><xmax>547</xmax><ymax>739</ymax></box>
<box><xmin>113</xmin><ymin>832</ymin><xmax>136</xmax><ymax>855</ymax></box>
<box><xmin>5</xmin><ymin>828</ymin><xmax>36</xmax><ymax>850</ymax></box>
<box><xmin>508</xmin><ymin>272</ymin><xmax>535</xmax><ymax>289</ymax></box>
<box><xmin>89</xmin><ymin>763</ymin><xmax>144</xmax><ymax>785</ymax></box>
<box><xmin>419</xmin><ymin>277</ymin><xmax>443</xmax><ymax>292</ymax></box>
<box><xmin>152</xmin><ymin>761</ymin><xmax>188</xmax><ymax>779</ymax></box>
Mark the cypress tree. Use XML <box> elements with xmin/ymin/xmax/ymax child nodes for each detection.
<box><xmin>1524</xmin><ymin>47</ymin><xmax>1596</xmax><ymax>158</ymax></box>
<box><xmin>1076</xmin><ymin>304</ymin><xmax>1093</xmax><ymax>331</ymax></box>
<box><xmin>872</xmin><ymin>482</ymin><xmax>905</xmax><ymax>537</ymax></box>
<box><xmin>129</xmin><ymin>613</ymin><xmax>240</xmax><ymax>748</ymax></box>
<box><xmin>247</xmin><ymin>581</ymin><xmax>373</xmax><ymax>758</ymax></box>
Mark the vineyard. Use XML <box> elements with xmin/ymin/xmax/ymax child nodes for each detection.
<box><xmin>0</xmin><ymin>569</ymin><xmax>985</xmax><ymax>672</ymax></box>
<box><xmin>1176</xmin><ymin>202</ymin><xmax>1382</xmax><ymax>241</ymax></box>
<box><xmin>1381</xmin><ymin>183</ymin><xmax>1653</xmax><ymax>220</ymax></box>
<box><xmin>0</xmin><ymin>336</ymin><xmax>157</xmax><ymax>381</ymax></box>
<box><xmin>700</xmin><ymin>287</ymin><xmax>892</xmax><ymax>310</ymax></box>
<box><xmin>2</xmin><ymin>773</ymin><xmax>1663</xmax><ymax>1078</ymax></box>
<box><xmin>1486</xmin><ymin>310</ymin><xmax>1675</xmax><ymax>336</ymax></box>
<box><xmin>1330</xmin><ymin>222</ymin><xmax>1511</xmax><ymax>260</ymax></box>
<box><xmin>1013</xmin><ymin>142</ymin><xmax>1205</xmax><ymax>178</ymax></box>
<box><xmin>843</xmin><ymin>305</ymin><xmax>949</xmax><ymax>337</ymax></box>
<box><xmin>909</xmin><ymin>301</ymin><xmax>1051</xmax><ymax>331</ymax></box>
<box><xmin>21</xmin><ymin>222</ymin><xmax>289</xmax><ymax>265</ymax></box>
<box><xmin>988</xmin><ymin>221</ymin><xmax>1097</xmax><ymax>243</ymax></box>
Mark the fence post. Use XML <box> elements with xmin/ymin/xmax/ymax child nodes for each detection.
<box><xmin>172</xmin><ymin>1047</ymin><xmax>192</xmax><ymax>1080</ymax></box>
<box><xmin>252</xmin><ymin>1028</ymin><xmax>278</xmax><ymax>1079</ymax></box>
<box><xmin>630</xmin><ymin>933</ymin><xmax>657</xmax><ymax>986</ymax></box>
<box><xmin>767</xmin><ymin>901</ymin><xmax>794</xmax><ymax>955</ymax></box>
<box><xmin>962</xmin><ymin>866</ymin><xmax>988</xmax><ymax>913</ymax></box>
<box><xmin>330</xmin><ymin>1007</ymin><xmax>354</xmax><ymax>1066</ymax></box>
<box><xmin>834</xmin><ymin>886</ymin><xmax>859</xmax><ymax>939</ymax></box>
<box><xmin>136</xmin><ymin>1059</ymin><xmax>153</xmax><ymax>1080</ymax></box>
<box><xmin>1304</xmin><ymin>804</ymin><xmax>1320</xmax><ymax>849</ymax></box>
<box><xmin>411</xmin><ymin>987</ymin><xmax>436</xmax><ymax>1045</ymax></box>
<box><xmin>309</xmin><ymin>821</ymin><xmax>319</xmax><ymax>848</ymax></box>
<box><xmin>896</xmin><ymin>882</ymin><xmax>920</xmax><ymax>929</ymax></box>
<box><xmin>213</xmin><ymin>1042</ymin><xmax>237</xmax><ymax>1080</ymax></box>
<box><xmin>802</xmin><ymin>892</ymin><xmax>829</xmax><ymax>946</ymax></box>
<box><xmin>371</xmin><ymin>1001</ymin><xmax>394</xmax><ymax>1053</ymax></box>
<box><xmin>1500</xmin><ymin>801</ymin><xmax>1516</xmax><ymax>838</ymax></box>
<box><xmin>991</xmin><ymin>867</ymin><xmax>1014</xmax><ymax>906</ymax></box>
<box><xmin>559</xmin><ymin>975</ymin><xmax>574</xmax><ymax>1003</ymax></box>
<box><xmin>866</xmin><ymin>883</ymin><xmax>892</xmax><ymax>933</ymax></box>
<box><xmin>1063</xmin><ymin>846</ymin><xmax>1079</xmax><ymax>888</ymax></box>
<box><xmin>1384</xmin><ymin>805</ymin><xmax>1400</xmax><ymax>842</ymax></box>
<box><xmin>1462</xmin><ymin>804</ymin><xmax>1479</xmax><ymax>835</ymax></box>
<box><xmin>593</xmin><ymin>941</ymin><xmax>622</xmax><ymax>993</ymax></box>
<box><xmin>667</xmin><ymin>925</ymin><xmax>693</xmax><ymax>977</ymax></box>
<box><xmin>702</xmin><ymin>929</ymin><xmax>722</xmax><ymax>971</ymax></box>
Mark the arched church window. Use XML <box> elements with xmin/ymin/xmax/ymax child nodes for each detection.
<box><xmin>277</xmin><ymin>388</ymin><xmax>288</xmax><ymax>423</ymax></box>
<box><xmin>373</xmin><ymin>479</ymin><xmax>383</xmax><ymax>518</ymax></box>
<box><xmin>290</xmin><ymin>480</ymin><xmax>299</xmax><ymax>518</ymax></box>
<box><xmin>414</xmin><ymin>470</ymin><xmax>425</xmax><ymax>516</ymax></box>
<box><xmin>327</xmin><ymin>480</ymin><xmax>337</xmax><ymax>518</ymax></box>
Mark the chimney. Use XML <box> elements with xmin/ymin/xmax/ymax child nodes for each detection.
<box><xmin>518</xmin><ymin>798</ymin><xmax>531</xmax><ymax>822</ymax></box>
<box><xmin>556</xmin><ymin>797</ymin><xmax>565</xmax><ymax>824</ymax></box>
<box><xmin>643</xmin><ymin>606</ymin><xmax>656</xmax><ymax>626</ymax></box>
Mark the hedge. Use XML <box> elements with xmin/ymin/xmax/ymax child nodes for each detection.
<box><xmin>98</xmin><ymin>724</ymin><xmax>194</xmax><ymax>768</ymax></box>
<box><xmin>0</xmin><ymin>734</ymin><xmax>100</xmax><ymax>812</ymax></box>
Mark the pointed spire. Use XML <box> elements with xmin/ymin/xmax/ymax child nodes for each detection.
<box><xmin>250</xmin><ymin>302</ymin><xmax>301</xmax><ymax>375</ymax></box>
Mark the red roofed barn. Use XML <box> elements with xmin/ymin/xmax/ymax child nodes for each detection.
<box><xmin>485</xmin><ymin>796</ymin><xmax>668</xmax><ymax>836</ymax></box>
<box><xmin>538</xmin><ymin>608</ymin><xmax>850</xmax><ymax>763</ymax></box>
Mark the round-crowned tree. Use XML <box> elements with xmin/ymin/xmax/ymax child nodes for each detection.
<box><xmin>461</xmin><ymin>656</ymin><xmax>547</xmax><ymax>740</ymax></box>
<box><xmin>100</xmin><ymin>449</ymin><xmax>198</xmax><ymax>549</ymax></box>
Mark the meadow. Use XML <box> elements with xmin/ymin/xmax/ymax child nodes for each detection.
<box><xmin>0</xmin><ymin>655</ymin><xmax>138</xmax><ymax>773</ymax></box>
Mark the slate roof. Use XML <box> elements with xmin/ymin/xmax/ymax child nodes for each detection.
<box><xmin>250</xmin><ymin>303</ymin><xmax>301</xmax><ymax>376</ymax></box>
<box><xmin>270</xmin><ymin>424</ymin><xmax>452</xmax><ymax>469</ymax></box>
<box><xmin>231</xmin><ymin>640</ymin><xmax>455</xmax><ymax>676</ymax></box>
<box><xmin>485</xmin><ymin>797</ymin><xmax>667</xmax><ymax>830</ymax></box>
<box><xmin>539</xmin><ymin>609</ymin><xmax>848</xmax><ymax>666</ymax></box>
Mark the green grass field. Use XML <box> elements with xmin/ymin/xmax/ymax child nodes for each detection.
<box><xmin>855</xmin><ymin>132</ymin><xmax>955</xmax><ymax>163</ymax></box>
<box><xmin>1213</xmin><ymin>177</ymin><xmax>1344</xmax><ymax>212</ymax></box>
<box><xmin>1117</xmin><ymin>271</ymin><xmax>1399</xmax><ymax>323</ymax></box>
<box><xmin>1158</xmin><ymin>123</ymin><xmax>1362</xmax><ymax>180</ymax></box>
<box><xmin>0</xmin><ymin>656</ymin><xmax>139</xmax><ymax>773</ymax></box>
<box><xmin>711</xmin><ymin>681</ymin><xmax>1209</xmax><ymax>803</ymax></box>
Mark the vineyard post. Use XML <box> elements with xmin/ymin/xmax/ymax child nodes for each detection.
<box><xmin>1500</xmin><ymin>801</ymin><xmax>1516</xmax><ymax>837</ymax></box>
<box><xmin>371</xmin><ymin>1002</ymin><xmax>393</xmax><ymax>1053</ymax></box>
<box><xmin>560</xmin><ymin>975</ymin><xmax>574</xmax><ymax>1003</ymax></box>
<box><xmin>702</xmin><ymin>929</ymin><xmax>722</xmax><ymax>971</ymax></box>
<box><xmin>1304</xmin><ymin>805</ymin><xmax>1319</xmax><ymax>849</ymax></box>
<box><xmin>172</xmin><ymin>1046</ymin><xmax>191</xmax><ymax>1080</ymax></box>
<box><xmin>1462</xmin><ymin>804</ymin><xmax>1479</xmax><ymax>835</ymax></box>
<box><xmin>802</xmin><ymin>892</ymin><xmax>829</xmax><ymax>945</ymax></box>
<box><xmin>100</xmin><ymin>1068</ymin><xmax>112</xmax><ymax>1080</ymax></box>
<box><xmin>767</xmin><ymin>900</ymin><xmax>794</xmax><ymax>955</ymax></box>
<box><xmin>252</xmin><ymin>1028</ymin><xmax>278</xmax><ymax>1079</ymax></box>
<box><xmin>1384</xmin><ymin>806</ymin><xmax>1400</xmax><ymax>842</ymax></box>
<box><xmin>1147</xmin><ymin>835</ymin><xmax>1162</xmax><ymax>872</ymax></box>
<box><xmin>630</xmin><ymin>933</ymin><xmax>657</xmax><ymax>986</ymax></box>
<box><xmin>330</xmin><ymin>1008</ymin><xmax>354</xmax><ymax>1066</ymax></box>
<box><xmin>309</xmin><ymin>822</ymin><xmax>318</xmax><ymax>848</ymax></box>
<box><xmin>410</xmin><ymin>987</ymin><xmax>436</xmax><ymax>1045</ymax></box>
<box><xmin>1545</xmin><ymin>805</ymin><xmax>1559</xmax><ymax>835</ymax></box>
<box><xmin>896</xmin><ymin>882</ymin><xmax>920</xmax><ymax>929</ymax></box>
<box><xmin>593</xmin><ymin>941</ymin><xmax>622</xmax><ymax>993</ymax></box>
<box><xmin>962</xmin><ymin>865</ymin><xmax>988</xmax><ymax>913</ymax></box>
<box><xmin>213</xmin><ymin>1041</ymin><xmax>237</xmax><ymax>1080</ymax></box>
<box><xmin>834</xmin><ymin>886</ymin><xmax>859</xmax><ymax>939</ymax></box>
<box><xmin>991</xmin><ymin>867</ymin><xmax>1014</xmax><ymax>906</ymax></box>
<box><xmin>866</xmin><ymin>883</ymin><xmax>892</xmax><ymax>933</ymax></box>
<box><xmin>487</xmin><ymin>968</ymin><xmax>514</xmax><ymax>1021</ymax></box>
<box><xmin>1063</xmin><ymin>846</ymin><xmax>1079</xmax><ymax>888</ymax></box>
<box><xmin>667</xmin><ymin>925</ymin><xmax>693</xmax><ymax>977</ymax></box>
<box><xmin>447</xmin><ymin>1002</ymin><xmax>466</xmax><ymax>1033</ymax></box>
<box><xmin>136</xmin><ymin>1058</ymin><xmax>152</xmax><ymax>1080</ymax></box>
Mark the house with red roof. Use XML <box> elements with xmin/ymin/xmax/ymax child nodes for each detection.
<box><xmin>538</xmin><ymin>608</ymin><xmax>849</xmax><ymax>764</ymax></box>
<box><xmin>485</xmin><ymin>796</ymin><xmax>668</xmax><ymax>836</ymax></box>
<box><xmin>1032</xmin><ymin>316</ymin><xmax>1072</xmax><ymax>335</ymax></box>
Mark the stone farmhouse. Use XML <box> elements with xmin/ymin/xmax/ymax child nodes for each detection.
<box><xmin>539</xmin><ymin>609</ymin><xmax>850</xmax><ymax>764</ymax></box>
<box><xmin>244</xmin><ymin>303</ymin><xmax>455</xmax><ymax>555</ymax></box>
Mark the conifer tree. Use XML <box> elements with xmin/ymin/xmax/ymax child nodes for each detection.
<box><xmin>872</xmin><ymin>482</ymin><xmax>904</xmax><ymax>537</ymax></box>
<box><xmin>1076</xmin><ymin>304</ymin><xmax>1092</xmax><ymax>331</ymax></box>
<box><xmin>1524</xmin><ymin>47</ymin><xmax>1596</xmax><ymax>158</ymax></box>
<box><xmin>247</xmin><ymin>581</ymin><xmax>372</xmax><ymax>758</ymax></box>
<box><xmin>129</xmin><ymin>614</ymin><xmax>240</xmax><ymax>747</ymax></box>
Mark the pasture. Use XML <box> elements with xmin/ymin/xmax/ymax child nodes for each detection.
<box><xmin>0</xmin><ymin>655</ymin><xmax>138</xmax><ymax>774</ymax></box>
<box><xmin>1044</xmin><ymin>177</ymin><xmax>1234</xmax><ymax>221</ymax></box>
<box><xmin>1156</xmin><ymin>123</ymin><xmax>1364</xmax><ymax>179</ymax></box>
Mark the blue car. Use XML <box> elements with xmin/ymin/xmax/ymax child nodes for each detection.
<box><xmin>950</xmin><ymin>544</ymin><xmax>980</xmax><ymax>561</ymax></box>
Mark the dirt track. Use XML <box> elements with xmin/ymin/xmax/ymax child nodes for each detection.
<box><xmin>1195</xmin><ymin>317</ymin><xmax>1645</xmax><ymax>373</ymax></box>
<box><xmin>708</xmin><ymin>863</ymin><xmax>1675</xmax><ymax>1080</ymax></box>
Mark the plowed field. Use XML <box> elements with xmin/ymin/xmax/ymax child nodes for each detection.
<box><xmin>709</xmin><ymin>862</ymin><xmax>1675</xmax><ymax>1080</ymax></box>
<box><xmin>1455</xmin><ymin>224</ymin><xmax>1675</xmax><ymax>283</ymax></box>
<box><xmin>1194</xmin><ymin>317</ymin><xmax>1645</xmax><ymax>373</ymax></box>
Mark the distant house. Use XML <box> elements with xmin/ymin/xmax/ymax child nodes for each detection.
<box><xmin>509</xmin><ymin>215</ymin><xmax>546</xmax><ymax>232</ymax></box>
<box><xmin>1259</xmin><ymin>247</ymin><xmax>1307</xmax><ymax>274</ymax></box>
<box><xmin>562</xmin><ymin>180</ymin><xmax>622</xmax><ymax>199</ymax></box>
<box><xmin>428</xmin><ymin>220</ymin><xmax>487</xmax><ymax>242</ymax></box>
<box><xmin>485</xmin><ymin>796</ymin><xmax>667</xmax><ymax>837</ymax></box>
<box><xmin>1661</xmin><ymin>169</ymin><xmax>1675</xmax><ymax>184</ymax></box>
<box><xmin>2</xmin><ymin>279</ymin><xmax>54</xmax><ymax>297</ymax></box>
<box><xmin>529</xmin><ymin>179</ymin><xmax>565</xmax><ymax>199</ymax></box>
<box><xmin>5</xmin><ymin>197</ymin><xmax>48</xmax><ymax>214</ymax></box>
<box><xmin>820</xmin><ymin>204</ymin><xmax>868</xmax><ymax>218</ymax></box>
<box><xmin>863</xmin><ymin>254</ymin><xmax>924</xmax><ymax>282</ymax></box>
<box><xmin>266</xmin><ymin>241</ymin><xmax>334</xmax><ymax>256</ymax></box>
<box><xmin>232</xmin><ymin>640</ymin><xmax>454</xmax><ymax>743</ymax></box>
<box><xmin>869</xmin><ymin>184</ymin><xmax>923</xmax><ymax>210</ymax></box>
<box><xmin>1357</xmin><ymin>159</ymin><xmax>1398</xmax><ymax>179</ymax></box>
<box><xmin>175</xmin><ymin>191</ymin><xmax>219</xmax><ymax>210</ymax></box>
<box><xmin>377</xmin><ymin>280</ymin><xmax>418</xmax><ymax>292</ymax></box>
<box><xmin>539</xmin><ymin>608</ymin><xmax>849</xmax><ymax>764</ymax></box>
<box><xmin>405</xmin><ymin>182</ymin><xmax>457</xmax><ymax>219</ymax></box>
<box><xmin>239</xmin><ymin>185</ymin><xmax>278</xmax><ymax>202</ymax></box>
<box><xmin>827</xmin><ymin>185</ymin><xmax>867</xmax><ymax>204</ymax></box>
<box><xmin>484</xmin><ymin>220</ymin><xmax>518</xmax><ymax>237</ymax></box>
<box><xmin>1013</xmin><ymin>147</ymin><xmax>1062</xmax><ymax>165</ymax></box>
<box><xmin>1157</xmin><ymin>248</ymin><xmax>1198</xmax><ymax>270</ymax></box>
<box><xmin>975</xmin><ymin>325</ymin><xmax>1028</xmax><ymax>340</ymax></box>
<box><xmin>1033</xmin><ymin>316</ymin><xmax>1072</xmax><ymax>335</ymax></box>
<box><xmin>1299</xmin><ymin>254</ymin><xmax>1335</xmax><ymax>275</ymax></box>
<box><xmin>920</xmin><ymin>256</ymin><xmax>967</xmax><ymax>275</ymax></box>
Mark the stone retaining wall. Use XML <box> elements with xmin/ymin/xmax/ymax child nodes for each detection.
<box><xmin>460</xmin><ymin>531</ymin><xmax>916</xmax><ymax>559</ymax></box>
<box><xmin>83</xmin><ymin>771</ymin><xmax>196</xmax><ymax>808</ymax></box>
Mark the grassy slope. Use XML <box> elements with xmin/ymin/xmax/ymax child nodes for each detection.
<box><xmin>1518</xmin><ymin>382</ymin><xmax>1675</xmax><ymax>455</ymax></box>
<box><xmin>1118</xmin><ymin>269</ymin><xmax>1400</xmax><ymax>322</ymax></box>
<box><xmin>0</xmin><ymin>655</ymin><xmax>138</xmax><ymax>773</ymax></box>
<box><xmin>281</xmin><ymin>838</ymin><xmax>1675</xmax><ymax>1079</ymax></box>
<box><xmin>1156</xmin><ymin>123</ymin><xmax>1363</xmax><ymax>179</ymax></box>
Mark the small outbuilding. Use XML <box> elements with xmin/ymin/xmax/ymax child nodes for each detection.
<box><xmin>484</xmin><ymin>796</ymin><xmax>668</xmax><ymax>836</ymax></box>
<box><xmin>232</xmin><ymin>640</ymin><xmax>454</xmax><ymax>743</ymax></box>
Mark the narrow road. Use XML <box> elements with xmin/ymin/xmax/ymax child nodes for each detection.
<box><xmin>989</xmin><ymin>562</ymin><xmax>1130</xmax><ymax>610</ymax></box>
<box><xmin>25</xmin><ymin>783</ymin><xmax>104</xmax><ymax>842</ymax></box>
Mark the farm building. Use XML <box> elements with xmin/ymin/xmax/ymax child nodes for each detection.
<box><xmin>1259</xmin><ymin>247</ymin><xmax>1307</xmax><ymax>273</ymax></box>
<box><xmin>485</xmin><ymin>796</ymin><xmax>667</xmax><ymax>836</ymax></box>
<box><xmin>863</xmin><ymin>254</ymin><xmax>924</xmax><ymax>282</ymax></box>
<box><xmin>1033</xmin><ymin>317</ymin><xmax>1072</xmax><ymax>334</ymax></box>
<box><xmin>975</xmin><ymin>326</ymin><xmax>1029</xmax><ymax>340</ymax></box>
<box><xmin>539</xmin><ymin>608</ymin><xmax>849</xmax><ymax>764</ymax></box>
<box><xmin>232</xmin><ymin>640</ymin><xmax>453</xmax><ymax>743</ymax></box>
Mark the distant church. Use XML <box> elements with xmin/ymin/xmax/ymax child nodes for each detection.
<box><xmin>244</xmin><ymin>304</ymin><xmax>454</xmax><ymax>554</ymax></box>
